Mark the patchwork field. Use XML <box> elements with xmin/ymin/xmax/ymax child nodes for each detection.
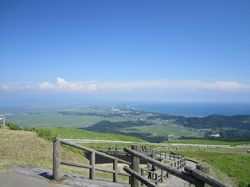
<box><xmin>121</xmin><ymin>124</ymin><xmax>199</xmax><ymax>139</ymax></box>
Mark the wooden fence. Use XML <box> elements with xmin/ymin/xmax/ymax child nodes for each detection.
<box><xmin>153</xmin><ymin>151</ymin><xmax>186</xmax><ymax>170</ymax></box>
<box><xmin>53</xmin><ymin>139</ymin><xmax>227</xmax><ymax>187</ymax></box>
<box><xmin>53</xmin><ymin>138</ymin><xmax>130</xmax><ymax>182</ymax></box>
<box><xmin>124</xmin><ymin>146</ymin><xmax>227</xmax><ymax>187</ymax></box>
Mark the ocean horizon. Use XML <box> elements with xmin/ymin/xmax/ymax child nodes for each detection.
<box><xmin>129</xmin><ymin>102</ymin><xmax>250</xmax><ymax>117</ymax></box>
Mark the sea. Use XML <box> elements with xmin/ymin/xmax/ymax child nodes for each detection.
<box><xmin>129</xmin><ymin>102</ymin><xmax>250</xmax><ymax>117</ymax></box>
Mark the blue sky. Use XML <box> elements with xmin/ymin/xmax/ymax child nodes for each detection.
<box><xmin>0</xmin><ymin>0</ymin><xmax>250</xmax><ymax>104</ymax></box>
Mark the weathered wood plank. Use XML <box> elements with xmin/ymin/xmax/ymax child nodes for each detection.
<box><xmin>123</xmin><ymin>166</ymin><xmax>157</xmax><ymax>187</ymax></box>
<box><xmin>53</xmin><ymin>138</ymin><xmax>60</xmax><ymax>181</ymax></box>
<box><xmin>90</xmin><ymin>151</ymin><xmax>95</xmax><ymax>180</ymax></box>
<box><xmin>184</xmin><ymin>166</ymin><xmax>228</xmax><ymax>187</ymax></box>
<box><xmin>95</xmin><ymin>168</ymin><xmax>130</xmax><ymax>176</ymax></box>
<box><xmin>60</xmin><ymin>160</ymin><xmax>92</xmax><ymax>169</ymax></box>
<box><xmin>131</xmin><ymin>145</ymin><xmax>139</xmax><ymax>187</ymax></box>
<box><xmin>113</xmin><ymin>159</ymin><xmax>118</xmax><ymax>182</ymax></box>
<box><xmin>59</xmin><ymin>139</ymin><xmax>130</xmax><ymax>165</ymax></box>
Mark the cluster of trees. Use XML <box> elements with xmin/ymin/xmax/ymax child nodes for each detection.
<box><xmin>85</xmin><ymin>120</ymin><xmax>168</xmax><ymax>142</ymax></box>
<box><xmin>147</xmin><ymin>114</ymin><xmax>250</xmax><ymax>141</ymax></box>
<box><xmin>177</xmin><ymin>115</ymin><xmax>250</xmax><ymax>130</ymax></box>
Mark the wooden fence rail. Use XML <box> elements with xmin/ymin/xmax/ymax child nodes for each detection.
<box><xmin>53</xmin><ymin>138</ymin><xmax>130</xmax><ymax>183</ymax></box>
<box><xmin>184</xmin><ymin>166</ymin><xmax>227</xmax><ymax>187</ymax></box>
<box><xmin>53</xmin><ymin>139</ymin><xmax>227</xmax><ymax>187</ymax></box>
<box><xmin>124</xmin><ymin>166</ymin><xmax>157</xmax><ymax>187</ymax></box>
<box><xmin>124</xmin><ymin>147</ymin><xmax>202</xmax><ymax>186</ymax></box>
<box><xmin>123</xmin><ymin>147</ymin><xmax>228</xmax><ymax>187</ymax></box>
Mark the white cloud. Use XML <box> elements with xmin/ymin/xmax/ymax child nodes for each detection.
<box><xmin>56</xmin><ymin>77</ymin><xmax>98</xmax><ymax>92</ymax></box>
<box><xmin>0</xmin><ymin>83</ymin><xmax>37</xmax><ymax>92</ymax></box>
<box><xmin>1</xmin><ymin>77</ymin><xmax>250</xmax><ymax>93</ymax></box>
<box><xmin>38</xmin><ymin>82</ymin><xmax>54</xmax><ymax>90</ymax></box>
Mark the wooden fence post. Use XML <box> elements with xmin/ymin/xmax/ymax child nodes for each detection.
<box><xmin>141</xmin><ymin>169</ymin><xmax>144</xmax><ymax>186</ymax></box>
<box><xmin>113</xmin><ymin>159</ymin><xmax>118</xmax><ymax>182</ymax></box>
<box><xmin>53</xmin><ymin>138</ymin><xmax>60</xmax><ymax>181</ymax></box>
<box><xmin>196</xmin><ymin>165</ymin><xmax>210</xmax><ymax>175</ymax></box>
<box><xmin>195</xmin><ymin>164</ymin><xmax>209</xmax><ymax>187</ymax></box>
<box><xmin>131</xmin><ymin>145</ymin><xmax>139</xmax><ymax>187</ymax></box>
<box><xmin>90</xmin><ymin>151</ymin><xmax>95</xmax><ymax>180</ymax></box>
<box><xmin>160</xmin><ymin>169</ymin><xmax>164</xmax><ymax>182</ymax></box>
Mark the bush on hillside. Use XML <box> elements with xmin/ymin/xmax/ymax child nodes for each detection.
<box><xmin>34</xmin><ymin>128</ymin><xmax>54</xmax><ymax>141</ymax></box>
<box><xmin>6</xmin><ymin>122</ymin><xmax>23</xmax><ymax>130</ymax></box>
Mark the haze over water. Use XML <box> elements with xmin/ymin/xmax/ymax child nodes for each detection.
<box><xmin>130</xmin><ymin>102</ymin><xmax>250</xmax><ymax>117</ymax></box>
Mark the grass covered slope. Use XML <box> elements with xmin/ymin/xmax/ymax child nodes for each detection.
<box><xmin>34</xmin><ymin>127</ymin><xmax>144</xmax><ymax>142</ymax></box>
<box><xmin>182</xmin><ymin>151</ymin><xmax>250</xmax><ymax>187</ymax></box>
<box><xmin>0</xmin><ymin>128</ymin><xmax>87</xmax><ymax>170</ymax></box>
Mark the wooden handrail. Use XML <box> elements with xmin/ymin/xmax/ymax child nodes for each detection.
<box><xmin>124</xmin><ymin>147</ymin><xmax>203</xmax><ymax>186</ymax></box>
<box><xmin>184</xmin><ymin>166</ymin><xmax>227</xmax><ymax>187</ymax></box>
<box><xmin>59</xmin><ymin>138</ymin><xmax>130</xmax><ymax>165</ymax></box>
<box><xmin>124</xmin><ymin>147</ymin><xmax>228</xmax><ymax>187</ymax></box>
<box><xmin>60</xmin><ymin>160</ymin><xmax>92</xmax><ymax>169</ymax></box>
<box><xmin>53</xmin><ymin>138</ymin><xmax>131</xmax><ymax>183</ymax></box>
<box><xmin>123</xmin><ymin>166</ymin><xmax>157</xmax><ymax>187</ymax></box>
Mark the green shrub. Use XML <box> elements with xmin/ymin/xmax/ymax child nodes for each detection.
<box><xmin>6</xmin><ymin>122</ymin><xmax>23</xmax><ymax>130</ymax></box>
<box><xmin>33</xmin><ymin>128</ymin><xmax>55</xmax><ymax>141</ymax></box>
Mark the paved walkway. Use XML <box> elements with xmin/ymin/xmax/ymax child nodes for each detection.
<box><xmin>159</xmin><ymin>160</ymin><xmax>197</xmax><ymax>187</ymax></box>
<box><xmin>0</xmin><ymin>166</ymin><xmax>129</xmax><ymax>187</ymax></box>
<box><xmin>0</xmin><ymin>172</ymin><xmax>69</xmax><ymax>187</ymax></box>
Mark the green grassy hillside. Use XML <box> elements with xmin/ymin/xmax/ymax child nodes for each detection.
<box><xmin>182</xmin><ymin>151</ymin><xmax>250</xmax><ymax>187</ymax></box>
<box><xmin>0</xmin><ymin>128</ymin><xmax>87</xmax><ymax>170</ymax></box>
<box><xmin>34</xmin><ymin>127</ymin><xmax>144</xmax><ymax>142</ymax></box>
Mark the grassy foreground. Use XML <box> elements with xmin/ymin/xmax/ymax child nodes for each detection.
<box><xmin>2</xmin><ymin>125</ymin><xmax>250</xmax><ymax>186</ymax></box>
<box><xmin>0</xmin><ymin>128</ymin><xmax>87</xmax><ymax>170</ymax></box>
<box><xmin>34</xmin><ymin>127</ymin><xmax>144</xmax><ymax>142</ymax></box>
<box><xmin>182</xmin><ymin>151</ymin><xmax>250</xmax><ymax>187</ymax></box>
<box><xmin>0</xmin><ymin>127</ymin><xmax>138</xmax><ymax>183</ymax></box>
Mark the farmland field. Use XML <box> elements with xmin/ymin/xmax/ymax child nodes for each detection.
<box><xmin>121</xmin><ymin>124</ymin><xmax>199</xmax><ymax>139</ymax></box>
<box><xmin>7</xmin><ymin>112</ymin><xmax>125</xmax><ymax>128</ymax></box>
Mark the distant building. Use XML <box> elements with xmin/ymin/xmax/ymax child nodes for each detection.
<box><xmin>211</xmin><ymin>133</ymin><xmax>220</xmax><ymax>138</ymax></box>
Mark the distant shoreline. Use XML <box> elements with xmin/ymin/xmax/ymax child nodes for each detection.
<box><xmin>127</xmin><ymin>102</ymin><xmax>250</xmax><ymax>117</ymax></box>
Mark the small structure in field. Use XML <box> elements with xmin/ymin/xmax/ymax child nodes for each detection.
<box><xmin>0</xmin><ymin>115</ymin><xmax>5</xmax><ymax>128</ymax></box>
